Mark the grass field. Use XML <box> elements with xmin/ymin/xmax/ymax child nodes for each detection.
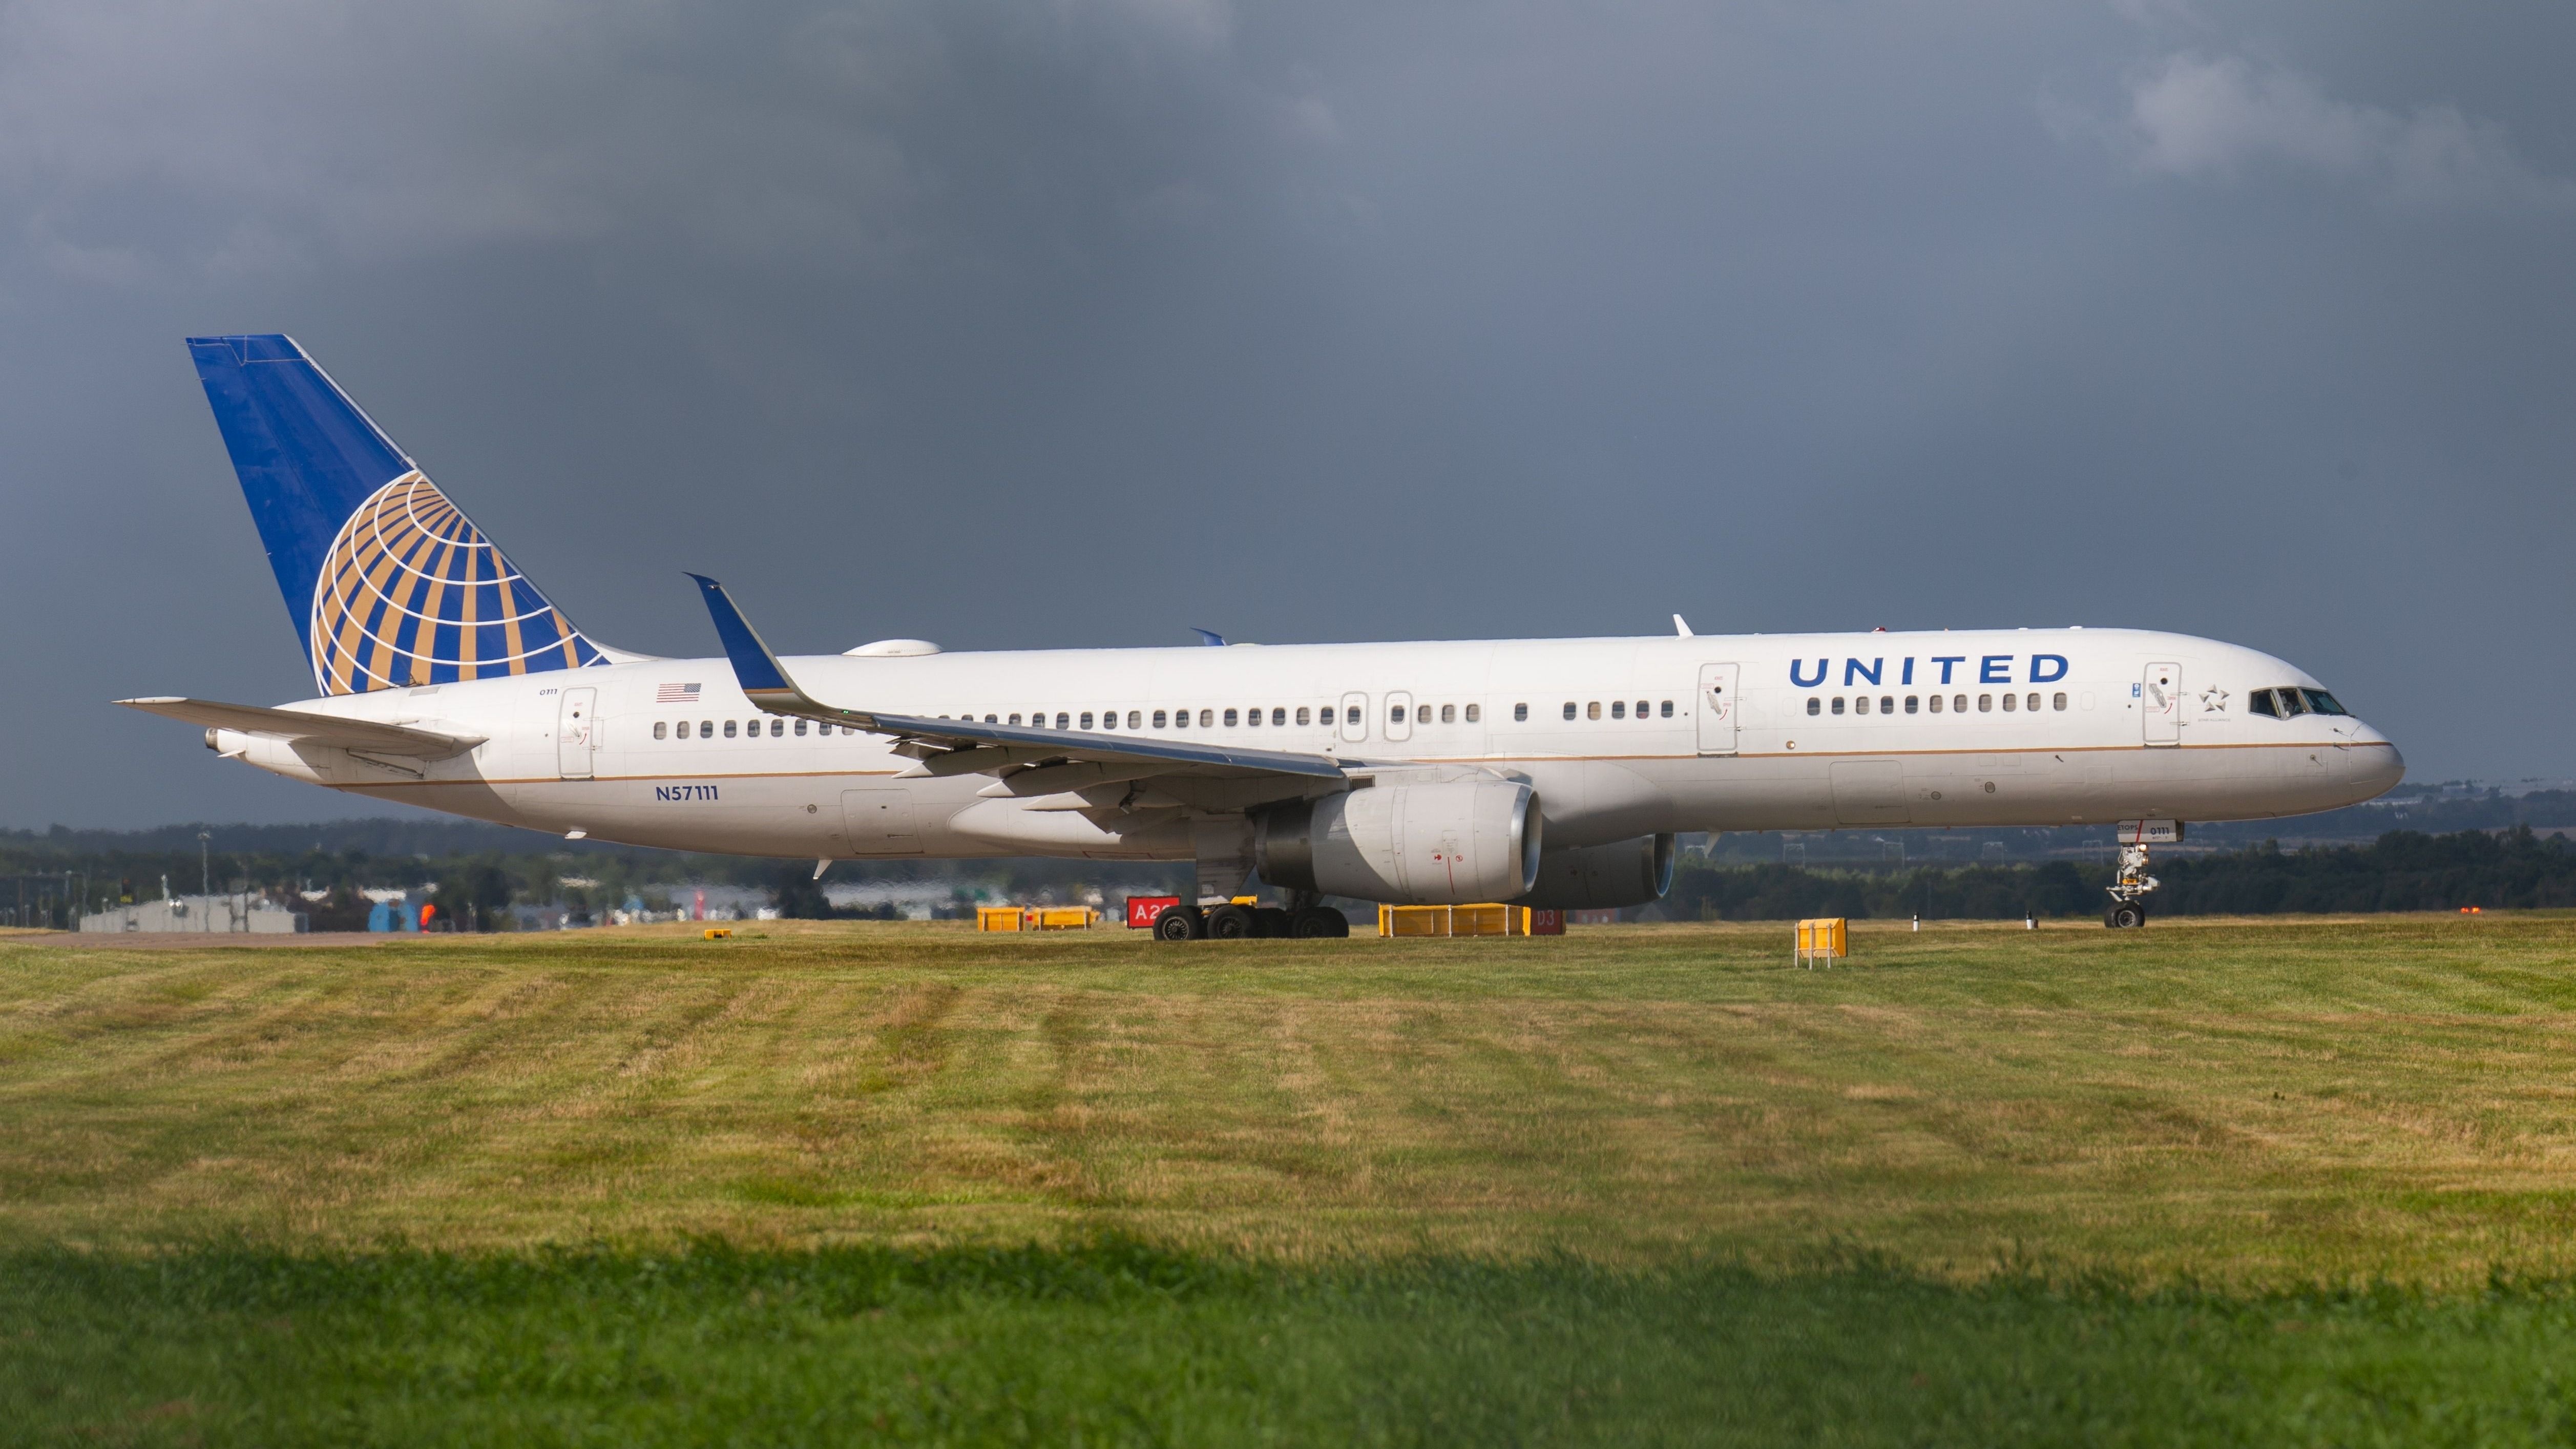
<box><xmin>10</xmin><ymin>915</ymin><xmax>2576</xmax><ymax>1443</ymax></box>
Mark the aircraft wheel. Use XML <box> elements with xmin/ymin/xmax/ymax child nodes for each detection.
<box><xmin>1290</xmin><ymin>907</ymin><xmax>1347</xmax><ymax>939</ymax></box>
<box><xmin>1153</xmin><ymin>906</ymin><xmax>1203</xmax><ymax>941</ymax></box>
<box><xmin>1206</xmin><ymin>904</ymin><xmax>1255</xmax><ymax>940</ymax></box>
<box><xmin>2106</xmin><ymin>902</ymin><xmax>2146</xmax><ymax>930</ymax></box>
<box><xmin>1254</xmin><ymin>907</ymin><xmax>1293</xmax><ymax>938</ymax></box>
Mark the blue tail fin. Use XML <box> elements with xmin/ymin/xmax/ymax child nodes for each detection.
<box><xmin>187</xmin><ymin>334</ymin><xmax>603</xmax><ymax>696</ymax></box>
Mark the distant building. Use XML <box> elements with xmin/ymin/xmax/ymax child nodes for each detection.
<box><xmin>80</xmin><ymin>894</ymin><xmax>306</xmax><ymax>934</ymax></box>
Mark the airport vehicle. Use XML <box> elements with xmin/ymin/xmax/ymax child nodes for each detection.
<box><xmin>122</xmin><ymin>335</ymin><xmax>2405</xmax><ymax>936</ymax></box>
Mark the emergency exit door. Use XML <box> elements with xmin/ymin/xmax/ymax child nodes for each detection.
<box><xmin>555</xmin><ymin>687</ymin><xmax>597</xmax><ymax>779</ymax></box>
<box><xmin>2141</xmin><ymin>662</ymin><xmax>2183</xmax><ymax>746</ymax></box>
<box><xmin>1695</xmin><ymin>663</ymin><xmax>1739</xmax><ymax>755</ymax></box>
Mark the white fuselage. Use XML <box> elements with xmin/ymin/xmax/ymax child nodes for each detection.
<box><xmin>211</xmin><ymin>627</ymin><xmax>2404</xmax><ymax>860</ymax></box>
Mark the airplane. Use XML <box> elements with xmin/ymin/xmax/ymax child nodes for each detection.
<box><xmin>121</xmin><ymin>334</ymin><xmax>2405</xmax><ymax>938</ymax></box>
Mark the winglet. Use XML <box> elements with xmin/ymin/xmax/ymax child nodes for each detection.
<box><xmin>1673</xmin><ymin>614</ymin><xmax>1694</xmax><ymax>638</ymax></box>
<box><xmin>1191</xmin><ymin>627</ymin><xmax>1227</xmax><ymax>647</ymax></box>
<box><xmin>687</xmin><ymin>574</ymin><xmax>807</xmax><ymax>708</ymax></box>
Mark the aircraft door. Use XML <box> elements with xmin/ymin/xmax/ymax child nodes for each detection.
<box><xmin>1696</xmin><ymin>663</ymin><xmax>1740</xmax><ymax>755</ymax></box>
<box><xmin>2141</xmin><ymin>662</ymin><xmax>2182</xmax><ymax>746</ymax></box>
<box><xmin>1338</xmin><ymin>692</ymin><xmax>1368</xmax><ymax>744</ymax></box>
<box><xmin>1385</xmin><ymin>690</ymin><xmax>1414</xmax><ymax>743</ymax></box>
<box><xmin>555</xmin><ymin>687</ymin><xmax>598</xmax><ymax>779</ymax></box>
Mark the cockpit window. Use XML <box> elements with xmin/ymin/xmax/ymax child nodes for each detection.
<box><xmin>2302</xmin><ymin>689</ymin><xmax>2349</xmax><ymax>717</ymax></box>
<box><xmin>2275</xmin><ymin>688</ymin><xmax>2308</xmax><ymax>717</ymax></box>
<box><xmin>2248</xmin><ymin>689</ymin><xmax>2278</xmax><ymax>719</ymax></box>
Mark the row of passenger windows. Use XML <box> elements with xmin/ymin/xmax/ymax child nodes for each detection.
<box><xmin>938</xmin><ymin>704</ymin><xmax>1500</xmax><ymax>729</ymax></box>
<box><xmin>2249</xmin><ymin>687</ymin><xmax>2348</xmax><ymax>718</ymax></box>
<box><xmin>1807</xmin><ymin>692</ymin><xmax>2068</xmax><ymax>717</ymax></box>
<box><xmin>939</xmin><ymin>706</ymin><xmax>1366</xmax><ymax>729</ymax></box>
<box><xmin>655</xmin><ymin>697</ymin><xmax>1700</xmax><ymax>741</ymax></box>
<box><xmin>654</xmin><ymin>718</ymin><xmax>862</xmax><ymax>740</ymax></box>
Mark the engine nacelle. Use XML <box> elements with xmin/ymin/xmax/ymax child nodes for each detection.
<box><xmin>1514</xmin><ymin>834</ymin><xmax>1676</xmax><ymax>910</ymax></box>
<box><xmin>1256</xmin><ymin>782</ymin><xmax>1542</xmax><ymax>905</ymax></box>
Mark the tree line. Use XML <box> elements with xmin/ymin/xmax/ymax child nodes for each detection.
<box><xmin>1663</xmin><ymin>827</ymin><xmax>2576</xmax><ymax>920</ymax></box>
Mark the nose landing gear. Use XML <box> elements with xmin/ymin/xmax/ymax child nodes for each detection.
<box><xmin>2105</xmin><ymin>820</ymin><xmax>2178</xmax><ymax>928</ymax></box>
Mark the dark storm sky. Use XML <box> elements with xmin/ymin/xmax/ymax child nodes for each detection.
<box><xmin>4</xmin><ymin>1</ymin><xmax>2571</xmax><ymax>827</ymax></box>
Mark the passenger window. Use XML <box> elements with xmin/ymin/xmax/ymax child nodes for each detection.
<box><xmin>701</xmin><ymin>720</ymin><xmax>714</xmax><ymax>737</ymax></box>
<box><xmin>1880</xmin><ymin>696</ymin><xmax>1893</xmax><ymax>714</ymax></box>
<box><xmin>1246</xmin><ymin>707</ymin><xmax>1261</xmax><ymax>727</ymax></box>
<box><xmin>1465</xmin><ymin>703</ymin><xmax>1481</xmax><ymax>722</ymax></box>
<box><xmin>1343</xmin><ymin>706</ymin><xmax>1357</xmax><ymax>726</ymax></box>
<box><xmin>1272</xmin><ymin>707</ymin><xmax>1285</xmax><ymax>726</ymax></box>
<box><xmin>1149</xmin><ymin>710</ymin><xmax>1165</xmax><ymax>728</ymax></box>
<box><xmin>654</xmin><ymin>721</ymin><xmax>668</xmax><ymax>739</ymax></box>
<box><xmin>1291</xmin><ymin>706</ymin><xmax>1306</xmax><ymax>726</ymax></box>
<box><xmin>1831</xmin><ymin>697</ymin><xmax>1846</xmax><ymax>715</ymax></box>
<box><xmin>2025</xmin><ymin>694</ymin><xmax>2039</xmax><ymax>712</ymax></box>
<box><xmin>1927</xmin><ymin>696</ymin><xmax>1941</xmax><ymax>713</ymax></box>
<box><xmin>1904</xmin><ymin>697</ymin><xmax>1918</xmax><ymax>715</ymax></box>
<box><xmin>795</xmin><ymin>719</ymin><xmax>809</xmax><ymax>736</ymax></box>
<box><xmin>1009</xmin><ymin>713</ymin><xmax>1022</xmax><ymax>726</ymax></box>
<box><xmin>2052</xmin><ymin>693</ymin><xmax>2067</xmax><ymax>711</ymax></box>
<box><xmin>1079</xmin><ymin>712</ymin><xmax>1094</xmax><ymax>730</ymax></box>
<box><xmin>1660</xmin><ymin>700</ymin><xmax>1672</xmax><ymax>718</ymax></box>
<box><xmin>1514</xmin><ymin>703</ymin><xmax>1528</xmax><ymax>722</ymax></box>
<box><xmin>1388</xmin><ymin>703</ymin><xmax>1404</xmax><ymax>724</ymax></box>
<box><xmin>1977</xmin><ymin>695</ymin><xmax>1992</xmax><ymax>712</ymax></box>
<box><xmin>724</xmin><ymin>720</ymin><xmax>738</xmax><ymax>738</ymax></box>
<box><xmin>677</xmin><ymin>720</ymin><xmax>690</xmax><ymax>739</ymax></box>
<box><xmin>1611</xmin><ymin>700</ymin><xmax>1626</xmax><ymax>719</ymax></box>
<box><xmin>1128</xmin><ymin>710</ymin><xmax>1141</xmax><ymax>729</ymax></box>
<box><xmin>1440</xmin><ymin>704</ymin><xmax>1455</xmax><ymax>724</ymax></box>
<box><xmin>1410</xmin><ymin>704</ymin><xmax>1425</xmax><ymax>724</ymax></box>
<box><xmin>2001</xmin><ymin>694</ymin><xmax>2016</xmax><ymax>712</ymax></box>
<box><xmin>1563</xmin><ymin>702</ymin><xmax>1577</xmax><ymax>721</ymax></box>
<box><xmin>1056</xmin><ymin>712</ymin><xmax>1071</xmax><ymax>729</ymax></box>
<box><xmin>1224</xmin><ymin>708</ymin><xmax>1239</xmax><ymax>727</ymax></box>
<box><xmin>1635</xmin><ymin>700</ymin><xmax>1648</xmax><ymax>719</ymax></box>
<box><xmin>1587</xmin><ymin>701</ymin><xmax>1602</xmax><ymax>720</ymax></box>
<box><xmin>1806</xmin><ymin>697</ymin><xmax>1821</xmax><ymax>716</ymax></box>
<box><xmin>1853</xmin><ymin>697</ymin><xmax>1869</xmax><ymax>716</ymax></box>
<box><xmin>1953</xmin><ymin>695</ymin><xmax>1966</xmax><ymax>713</ymax></box>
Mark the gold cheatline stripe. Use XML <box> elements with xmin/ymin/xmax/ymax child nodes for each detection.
<box><xmin>344</xmin><ymin>738</ymin><xmax>2384</xmax><ymax>788</ymax></box>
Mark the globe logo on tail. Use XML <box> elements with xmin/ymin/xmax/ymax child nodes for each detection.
<box><xmin>308</xmin><ymin>472</ymin><xmax>601</xmax><ymax>695</ymax></box>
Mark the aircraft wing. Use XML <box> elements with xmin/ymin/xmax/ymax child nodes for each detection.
<box><xmin>688</xmin><ymin>575</ymin><xmax>1349</xmax><ymax>782</ymax></box>
<box><xmin>116</xmin><ymin>697</ymin><xmax>487</xmax><ymax>760</ymax></box>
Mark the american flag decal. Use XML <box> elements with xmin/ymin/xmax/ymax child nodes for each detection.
<box><xmin>657</xmin><ymin>683</ymin><xmax>702</xmax><ymax>703</ymax></box>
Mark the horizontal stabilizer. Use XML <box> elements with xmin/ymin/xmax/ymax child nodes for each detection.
<box><xmin>117</xmin><ymin>697</ymin><xmax>485</xmax><ymax>760</ymax></box>
<box><xmin>687</xmin><ymin>576</ymin><xmax>1347</xmax><ymax>781</ymax></box>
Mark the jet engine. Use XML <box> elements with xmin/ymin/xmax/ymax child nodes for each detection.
<box><xmin>1255</xmin><ymin>782</ymin><xmax>1542</xmax><ymax>906</ymax></box>
<box><xmin>1514</xmin><ymin>834</ymin><xmax>1676</xmax><ymax>910</ymax></box>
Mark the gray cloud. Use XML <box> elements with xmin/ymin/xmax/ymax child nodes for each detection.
<box><xmin>2</xmin><ymin>1</ymin><xmax>2573</xmax><ymax>826</ymax></box>
<box><xmin>2127</xmin><ymin>51</ymin><xmax>2574</xmax><ymax>208</ymax></box>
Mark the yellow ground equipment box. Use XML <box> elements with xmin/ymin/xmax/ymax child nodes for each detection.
<box><xmin>702</xmin><ymin>928</ymin><xmax>732</xmax><ymax>940</ymax></box>
<box><xmin>1377</xmin><ymin>904</ymin><xmax>1544</xmax><ymax>938</ymax></box>
<box><xmin>1796</xmin><ymin>917</ymin><xmax>1847</xmax><ymax>968</ymax></box>
<box><xmin>977</xmin><ymin>906</ymin><xmax>1100</xmax><ymax>932</ymax></box>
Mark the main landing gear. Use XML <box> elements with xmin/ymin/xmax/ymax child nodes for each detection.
<box><xmin>1153</xmin><ymin>895</ymin><xmax>1350</xmax><ymax>941</ymax></box>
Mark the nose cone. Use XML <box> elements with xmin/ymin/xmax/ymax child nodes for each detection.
<box><xmin>2342</xmin><ymin>730</ymin><xmax>2405</xmax><ymax>803</ymax></box>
